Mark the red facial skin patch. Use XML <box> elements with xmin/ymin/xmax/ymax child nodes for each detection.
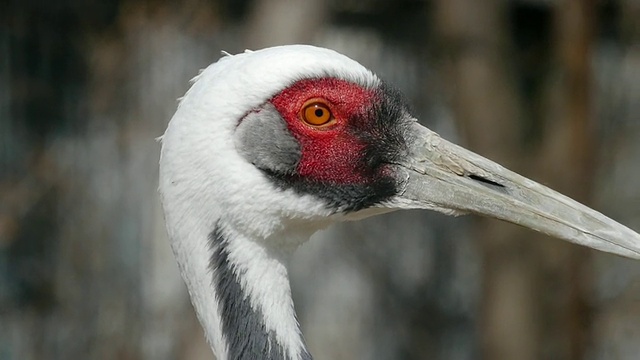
<box><xmin>270</xmin><ymin>78</ymin><xmax>378</xmax><ymax>184</ymax></box>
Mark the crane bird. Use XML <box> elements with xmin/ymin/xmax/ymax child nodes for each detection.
<box><xmin>159</xmin><ymin>45</ymin><xmax>640</xmax><ymax>360</ymax></box>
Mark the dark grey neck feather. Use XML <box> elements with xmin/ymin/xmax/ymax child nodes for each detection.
<box><xmin>209</xmin><ymin>224</ymin><xmax>313</xmax><ymax>360</ymax></box>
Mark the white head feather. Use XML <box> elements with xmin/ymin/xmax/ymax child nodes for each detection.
<box><xmin>159</xmin><ymin>45</ymin><xmax>382</xmax><ymax>360</ymax></box>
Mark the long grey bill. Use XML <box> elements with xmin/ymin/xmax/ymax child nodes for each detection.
<box><xmin>394</xmin><ymin>122</ymin><xmax>640</xmax><ymax>259</ymax></box>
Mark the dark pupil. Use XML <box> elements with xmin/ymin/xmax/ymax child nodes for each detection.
<box><xmin>314</xmin><ymin>109</ymin><xmax>324</xmax><ymax>118</ymax></box>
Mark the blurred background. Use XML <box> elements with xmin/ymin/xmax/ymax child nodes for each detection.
<box><xmin>2</xmin><ymin>0</ymin><xmax>640</xmax><ymax>359</ymax></box>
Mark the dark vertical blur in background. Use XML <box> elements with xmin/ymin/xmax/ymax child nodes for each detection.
<box><xmin>1</xmin><ymin>0</ymin><xmax>640</xmax><ymax>359</ymax></box>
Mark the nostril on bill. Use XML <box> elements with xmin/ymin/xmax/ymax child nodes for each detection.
<box><xmin>467</xmin><ymin>174</ymin><xmax>506</xmax><ymax>190</ymax></box>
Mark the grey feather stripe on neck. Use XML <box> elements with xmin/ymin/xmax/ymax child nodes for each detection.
<box><xmin>208</xmin><ymin>225</ymin><xmax>312</xmax><ymax>360</ymax></box>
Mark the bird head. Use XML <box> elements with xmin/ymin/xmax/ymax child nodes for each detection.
<box><xmin>158</xmin><ymin>45</ymin><xmax>640</xmax><ymax>360</ymax></box>
<box><xmin>160</xmin><ymin>45</ymin><xmax>640</xmax><ymax>258</ymax></box>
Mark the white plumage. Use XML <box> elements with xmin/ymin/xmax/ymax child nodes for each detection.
<box><xmin>160</xmin><ymin>45</ymin><xmax>382</xmax><ymax>360</ymax></box>
<box><xmin>159</xmin><ymin>45</ymin><xmax>640</xmax><ymax>360</ymax></box>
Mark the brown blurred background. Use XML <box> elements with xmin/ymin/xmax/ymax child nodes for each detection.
<box><xmin>1</xmin><ymin>0</ymin><xmax>640</xmax><ymax>359</ymax></box>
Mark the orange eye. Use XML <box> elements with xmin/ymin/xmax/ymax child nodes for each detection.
<box><xmin>301</xmin><ymin>100</ymin><xmax>334</xmax><ymax>126</ymax></box>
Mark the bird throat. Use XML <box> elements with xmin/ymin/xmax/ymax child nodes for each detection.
<box><xmin>209</xmin><ymin>224</ymin><xmax>313</xmax><ymax>360</ymax></box>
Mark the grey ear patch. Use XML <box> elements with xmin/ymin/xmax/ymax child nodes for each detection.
<box><xmin>235</xmin><ymin>103</ymin><xmax>301</xmax><ymax>175</ymax></box>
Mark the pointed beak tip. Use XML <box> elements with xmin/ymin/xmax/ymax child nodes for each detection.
<box><xmin>396</xmin><ymin>123</ymin><xmax>640</xmax><ymax>261</ymax></box>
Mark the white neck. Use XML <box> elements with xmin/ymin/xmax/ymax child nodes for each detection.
<box><xmin>168</xmin><ymin>217</ymin><xmax>313</xmax><ymax>360</ymax></box>
<box><xmin>158</xmin><ymin>44</ymin><xmax>379</xmax><ymax>359</ymax></box>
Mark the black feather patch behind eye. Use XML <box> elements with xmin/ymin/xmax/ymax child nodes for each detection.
<box><xmin>235</xmin><ymin>103</ymin><xmax>301</xmax><ymax>175</ymax></box>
